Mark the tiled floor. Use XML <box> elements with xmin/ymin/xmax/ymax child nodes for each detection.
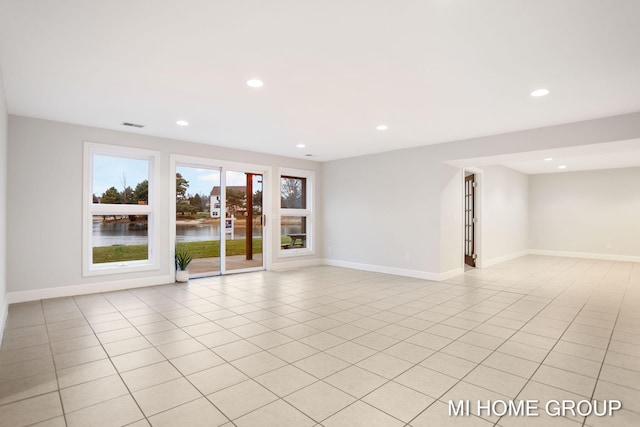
<box><xmin>1</xmin><ymin>255</ymin><xmax>639</xmax><ymax>426</ymax></box>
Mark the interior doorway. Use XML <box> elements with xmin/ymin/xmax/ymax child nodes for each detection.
<box><xmin>464</xmin><ymin>172</ymin><xmax>476</xmax><ymax>268</ymax></box>
<box><xmin>173</xmin><ymin>157</ymin><xmax>267</xmax><ymax>279</ymax></box>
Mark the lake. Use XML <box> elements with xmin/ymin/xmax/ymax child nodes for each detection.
<box><xmin>93</xmin><ymin>221</ymin><xmax>267</xmax><ymax>246</ymax></box>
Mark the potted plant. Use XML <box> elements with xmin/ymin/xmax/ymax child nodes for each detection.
<box><xmin>175</xmin><ymin>246</ymin><xmax>192</xmax><ymax>283</ymax></box>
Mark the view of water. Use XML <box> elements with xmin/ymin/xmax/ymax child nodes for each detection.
<box><xmin>92</xmin><ymin>221</ymin><xmax>267</xmax><ymax>247</ymax></box>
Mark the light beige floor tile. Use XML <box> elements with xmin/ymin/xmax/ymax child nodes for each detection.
<box><xmin>420</xmin><ymin>352</ymin><xmax>477</xmax><ymax>379</ymax></box>
<box><xmin>554</xmin><ymin>340</ymin><xmax>606</xmax><ymax>362</ymax></box>
<box><xmin>188</xmin><ymin>363</ymin><xmax>249</xmax><ymax>395</ymax></box>
<box><xmin>599</xmin><ymin>364</ymin><xmax>640</xmax><ymax>390</ymax></box>
<box><xmin>156</xmin><ymin>337</ymin><xmax>207</xmax><ymax>359</ymax></box>
<box><xmin>234</xmin><ymin>399</ymin><xmax>315</xmax><ymax>427</ymax></box>
<box><xmin>60</xmin><ymin>374</ymin><xmax>129</xmax><ymax>413</ymax></box>
<box><xmin>458</xmin><ymin>331</ymin><xmax>506</xmax><ymax>350</ymax></box>
<box><xmin>29</xmin><ymin>415</ymin><xmax>67</xmax><ymax>427</ymax></box>
<box><xmin>110</xmin><ymin>347</ymin><xmax>165</xmax><ymax>372</ymax></box>
<box><xmin>57</xmin><ymin>358</ymin><xmax>116</xmax><ymax>389</ymax></box>
<box><xmin>170</xmin><ymin>349</ymin><xmax>224</xmax><ymax>376</ymax></box>
<box><xmin>145</xmin><ymin>329</ymin><xmax>191</xmax><ymax>346</ymax></box>
<box><xmin>352</xmin><ymin>331</ymin><xmax>400</xmax><ymax>351</ymax></box>
<box><xmin>182</xmin><ymin>321</ymin><xmax>224</xmax><ymax>337</ymax></box>
<box><xmin>212</xmin><ymin>339</ymin><xmax>262</xmax><ymax>361</ymax></box>
<box><xmin>440</xmin><ymin>341</ymin><xmax>492</xmax><ymax>363</ymax></box>
<box><xmin>357</xmin><ymin>352</ymin><xmax>413</xmax><ymax>379</ymax></box>
<box><xmin>325</xmin><ymin>365</ymin><xmax>387</xmax><ymax>398</ymax></box>
<box><xmin>481</xmin><ymin>351</ymin><xmax>539</xmax><ymax>379</ymax></box>
<box><xmin>103</xmin><ymin>336</ymin><xmax>152</xmax><ymax>357</ymax></box>
<box><xmin>208</xmin><ymin>379</ymin><xmax>278</xmax><ymax>419</ymax></box>
<box><xmin>285</xmin><ymin>381</ymin><xmax>356</xmax><ymax>422</ymax></box>
<box><xmin>269</xmin><ymin>341</ymin><xmax>320</xmax><ymax>363</ymax></box>
<box><xmin>293</xmin><ymin>352</ymin><xmax>349</xmax><ymax>379</ymax></box>
<box><xmin>247</xmin><ymin>331</ymin><xmax>293</xmax><ymax>350</ymax></box>
<box><xmin>299</xmin><ymin>332</ymin><xmax>346</xmax><ymax>350</ymax></box>
<box><xmin>0</xmin><ymin>392</ymin><xmax>63</xmax><ymax>427</ymax></box>
<box><xmin>48</xmin><ymin>325</ymin><xmax>94</xmax><ymax>342</ymax></box>
<box><xmin>196</xmin><ymin>330</ymin><xmax>242</xmax><ymax>348</ymax></box>
<box><xmin>406</xmin><ymin>332</ymin><xmax>453</xmax><ymax>350</ymax></box>
<box><xmin>426</xmin><ymin>324</ymin><xmax>468</xmax><ymax>340</ymax></box>
<box><xmin>0</xmin><ymin>343</ymin><xmax>51</xmax><ymax>366</ymax></box>
<box><xmin>0</xmin><ymin>371</ymin><xmax>58</xmax><ymax>405</ymax></box>
<box><xmin>395</xmin><ymin>366</ymin><xmax>458</xmax><ymax>398</ymax></box>
<box><xmin>0</xmin><ymin>356</ymin><xmax>55</xmax><ymax>383</ymax></box>
<box><xmin>120</xmin><ymin>361</ymin><xmax>181</xmax><ymax>392</ymax></box>
<box><xmin>148</xmin><ymin>397</ymin><xmax>228</xmax><ymax>427</ymax></box>
<box><xmin>133</xmin><ymin>377</ymin><xmax>201</xmax><ymax>416</ymax></box>
<box><xmin>593</xmin><ymin>380</ymin><xmax>640</xmax><ymax>413</ymax></box>
<box><xmin>255</xmin><ymin>365</ymin><xmax>317</xmax><ymax>397</ymax></box>
<box><xmin>532</xmin><ymin>365</ymin><xmax>596</xmax><ymax>397</ymax></box>
<box><xmin>604</xmin><ymin>350</ymin><xmax>640</xmax><ymax>372</ymax></box>
<box><xmin>363</xmin><ymin>381</ymin><xmax>434</xmax><ymax>422</ymax></box>
<box><xmin>65</xmin><ymin>394</ymin><xmax>144</xmax><ymax>427</ymax></box>
<box><xmin>324</xmin><ymin>341</ymin><xmax>376</xmax><ymax>364</ymax></box>
<box><xmin>498</xmin><ymin>340</ymin><xmax>549</xmax><ymax>363</ymax></box>
<box><xmin>232</xmin><ymin>351</ymin><xmax>287</xmax><ymax>377</ymax></box>
<box><xmin>584</xmin><ymin>407</ymin><xmax>640</xmax><ymax>427</ymax></box>
<box><xmin>383</xmin><ymin>341</ymin><xmax>434</xmax><ymax>363</ymax></box>
<box><xmin>52</xmin><ymin>345</ymin><xmax>108</xmax><ymax>370</ymax></box>
<box><xmin>543</xmin><ymin>351</ymin><xmax>602</xmax><ymax>378</ymax></box>
<box><xmin>464</xmin><ymin>365</ymin><xmax>528</xmax><ymax>398</ymax></box>
<box><xmin>50</xmin><ymin>335</ymin><xmax>100</xmax><ymax>355</ymax></box>
<box><xmin>323</xmin><ymin>401</ymin><xmax>404</xmax><ymax>427</ymax></box>
<box><xmin>410</xmin><ymin>401</ymin><xmax>493</xmax><ymax>427</ymax></box>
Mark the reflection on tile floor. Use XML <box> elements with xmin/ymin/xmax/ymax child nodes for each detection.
<box><xmin>0</xmin><ymin>255</ymin><xmax>639</xmax><ymax>426</ymax></box>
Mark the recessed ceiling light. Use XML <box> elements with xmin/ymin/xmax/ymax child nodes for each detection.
<box><xmin>376</xmin><ymin>124</ymin><xmax>388</xmax><ymax>131</ymax></box>
<box><xmin>246</xmin><ymin>79</ymin><xmax>264</xmax><ymax>88</ymax></box>
<box><xmin>531</xmin><ymin>88</ymin><xmax>550</xmax><ymax>97</ymax></box>
<box><xmin>296</xmin><ymin>144</ymin><xmax>306</xmax><ymax>148</ymax></box>
<box><xmin>558</xmin><ymin>165</ymin><xmax>567</xmax><ymax>169</ymax></box>
<box><xmin>544</xmin><ymin>158</ymin><xmax>553</xmax><ymax>161</ymax></box>
<box><xmin>176</xmin><ymin>120</ymin><xmax>189</xmax><ymax>126</ymax></box>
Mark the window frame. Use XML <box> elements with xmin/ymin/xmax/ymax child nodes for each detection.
<box><xmin>278</xmin><ymin>167</ymin><xmax>315</xmax><ymax>257</ymax></box>
<box><xmin>83</xmin><ymin>142</ymin><xmax>161</xmax><ymax>276</ymax></box>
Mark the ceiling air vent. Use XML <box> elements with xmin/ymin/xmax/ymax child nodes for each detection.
<box><xmin>121</xmin><ymin>122</ymin><xmax>145</xmax><ymax>128</ymax></box>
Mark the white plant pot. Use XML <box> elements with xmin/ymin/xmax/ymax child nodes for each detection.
<box><xmin>176</xmin><ymin>269</ymin><xmax>189</xmax><ymax>283</ymax></box>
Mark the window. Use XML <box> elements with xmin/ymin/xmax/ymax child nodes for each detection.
<box><xmin>84</xmin><ymin>143</ymin><xmax>160</xmax><ymax>276</ymax></box>
<box><xmin>279</xmin><ymin>168</ymin><xmax>314</xmax><ymax>255</ymax></box>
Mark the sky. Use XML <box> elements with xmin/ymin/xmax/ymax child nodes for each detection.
<box><xmin>93</xmin><ymin>155</ymin><xmax>148</xmax><ymax>195</ymax></box>
<box><xmin>93</xmin><ymin>155</ymin><xmax>259</xmax><ymax>197</ymax></box>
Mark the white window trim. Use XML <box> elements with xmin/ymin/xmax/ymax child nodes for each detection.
<box><xmin>83</xmin><ymin>142</ymin><xmax>161</xmax><ymax>276</ymax></box>
<box><xmin>278</xmin><ymin>167</ymin><xmax>315</xmax><ymax>257</ymax></box>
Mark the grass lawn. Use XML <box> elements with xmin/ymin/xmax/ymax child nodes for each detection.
<box><xmin>93</xmin><ymin>238</ymin><xmax>264</xmax><ymax>264</ymax></box>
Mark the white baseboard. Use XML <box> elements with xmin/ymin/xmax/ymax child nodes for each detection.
<box><xmin>440</xmin><ymin>268</ymin><xmax>464</xmax><ymax>280</ymax></box>
<box><xmin>0</xmin><ymin>298</ymin><xmax>7</xmax><ymax>347</ymax></box>
<box><xmin>270</xmin><ymin>258</ymin><xmax>325</xmax><ymax>271</ymax></box>
<box><xmin>528</xmin><ymin>249</ymin><xmax>640</xmax><ymax>263</ymax></box>
<box><xmin>478</xmin><ymin>250</ymin><xmax>530</xmax><ymax>268</ymax></box>
<box><xmin>324</xmin><ymin>259</ymin><xmax>444</xmax><ymax>281</ymax></box>
<box><xmin>6</xmin><ymin>275</ymin><xmax>174</xmax><ymax>304</ymax></box>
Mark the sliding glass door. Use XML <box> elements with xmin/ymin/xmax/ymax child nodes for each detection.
<box><xmin>174</xmin><ymin>160</ymin><xmax>266</xmax><ymax>278</ymax></box>
<box><xmin>175</xmin><ymin>165</ymin><xmax>222</xmax><ymax>277</ymax></box>
<box><xmin>223</xmin><ymin>170</ymin><xmax>264</xmax><ymax>273</ymax></box>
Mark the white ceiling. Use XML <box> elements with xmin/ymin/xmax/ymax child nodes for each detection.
<box><xmin>446</xmin><ymin>139</ymin><xmax>640</xmax><ymax>175</ymax></box>
<box><xmin>1</xmin><ymin>0</ymin><xmax>639</xmax><ymax>161</ymax></box>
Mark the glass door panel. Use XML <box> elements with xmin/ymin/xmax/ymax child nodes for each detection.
<box><xmin>175</xmin><ymin>165</ymin><xmax>221</xmax><ymax>277</ymax></box>
<box><xmin>224</xmin><ymin>170</ymin><xmax>264</xmax><ymax>272</ymax></box>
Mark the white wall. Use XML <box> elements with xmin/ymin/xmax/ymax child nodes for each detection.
<box><xmin>0</xmin><ymin>64</ymin><xmax>8</xmax><ymax>342</ymax></box>
<box><xmin>529</xmin><ymin>167</ymin><xmax>640</xmax><ymax>260</ymax></box>
<box><xmin>6</xmin><ymin>116</ymin><xmax>323</xmax><ymax>299</ymax></box>
<box><xmin>323</xmin><ymin>112</ymin><xmax>640</xmax><ymax>279</ymax></box>
<box><xmin>480</xmin><ymin>165</ymin><xmax>529</xmax><ymax>266</ymax></box>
